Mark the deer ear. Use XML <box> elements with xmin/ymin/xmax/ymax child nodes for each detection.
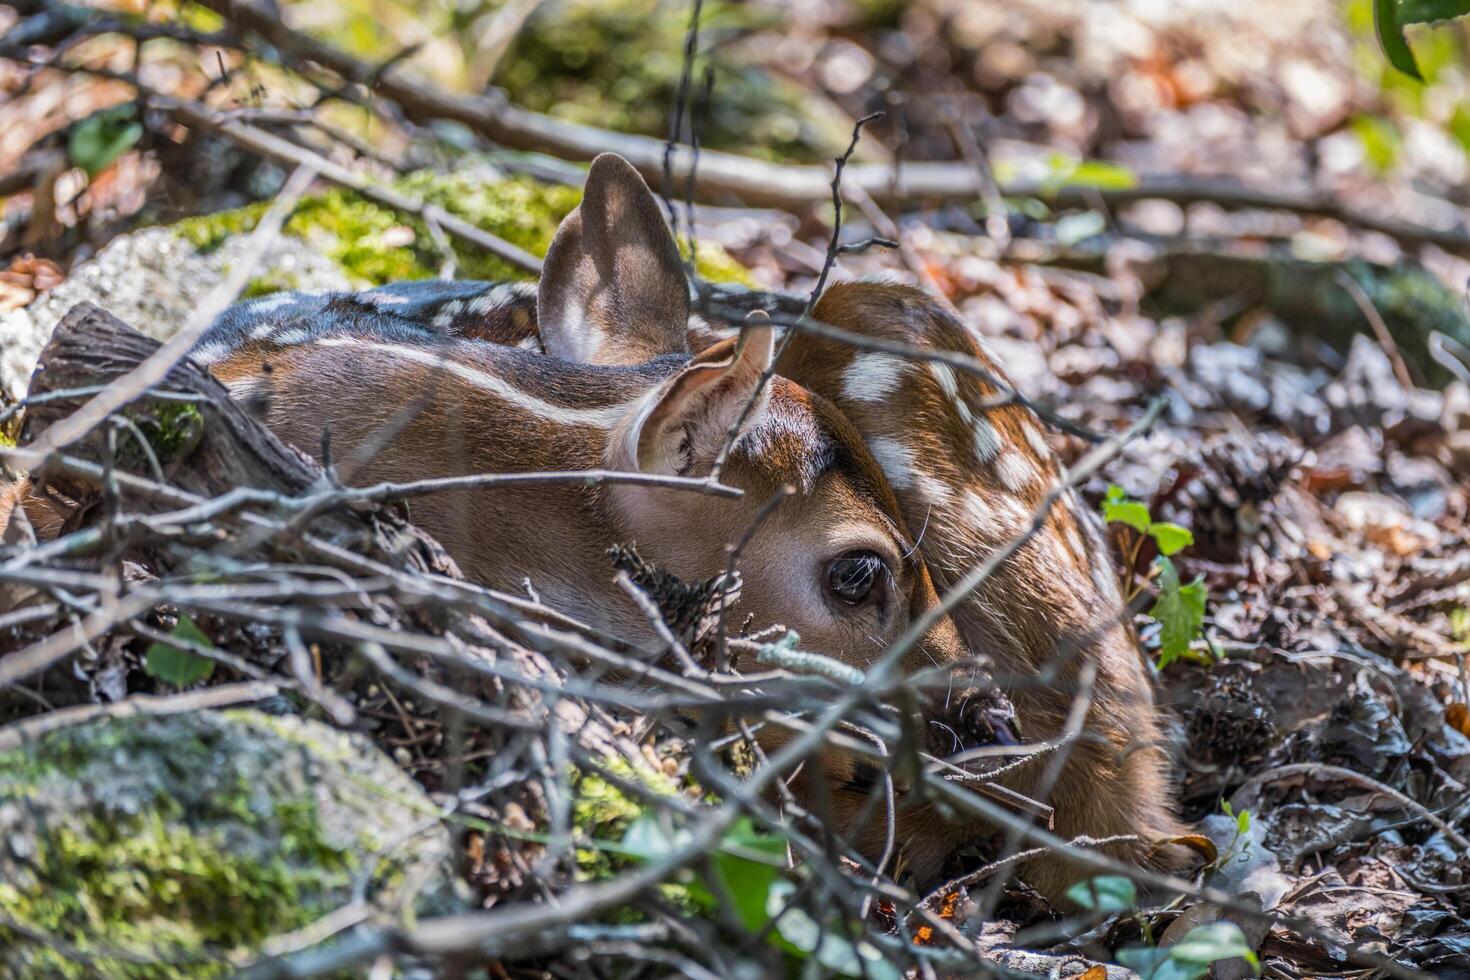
<box><xmin>537</xmin><ymin>153</ymin><xmax>690</xmax><ymax>366</ymax></box>
<box><xmin>626</xmin><ymin>317</ymin><xmax>775</xmax><ymax>476</ymax></box>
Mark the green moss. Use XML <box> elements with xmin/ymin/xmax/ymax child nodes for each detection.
<box><xmin>571</xmin><ymin>758</ymin><xmax>683</xmax><ymax>882</ymax></box>
<box><xmin>125</xmin><ymin>401</ymin><xmax>204</xmax><ymax>466</ymax></box>
<box><xmin>242</xmin><ymin>270</ymin><xmax>301</xmax><ymax>298</ymax></box>
<box><xmin>173</xmin><ymin>166</ymin><xmax>751</xmax><ymax>288</ymax></box>
<box><xmin>174</xmin><ymin>201</ymin><xmax>269</xmax><ymax>253</ymax></box>
<box><xmin>0</xmin><ymin>807</ymin><xmax>352</xmax><ymax>978</ymax></box>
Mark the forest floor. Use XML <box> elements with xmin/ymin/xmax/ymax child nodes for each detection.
<box><xmin>0</xmin><ymin>0</ymin><xmax>1469</xmax><ymax>978</ymax></box>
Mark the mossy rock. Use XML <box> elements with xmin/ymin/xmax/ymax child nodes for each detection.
<box><xmin>0</xmin><ymin>709</ymin><xmax>461</xmax><ymax>977</ymax></box>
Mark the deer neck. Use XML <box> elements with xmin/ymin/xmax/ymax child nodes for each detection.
<box><xmin>250</xmin><ymin>339</ymin><xmax>686</xmax><ymax>640</ymax></box>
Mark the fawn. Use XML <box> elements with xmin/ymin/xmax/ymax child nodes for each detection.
<box><xmin>5</xmin><ymin>153</ymin><xmax>1180</xmax><ymax>898</ymax></box>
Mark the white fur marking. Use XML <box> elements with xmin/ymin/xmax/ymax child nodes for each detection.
<box><xmin>972</xmin><ymin>416</ymin><xmax>1000</xmax><ymax>462</ymax></box>
<box><xmin>928</xmin><ymin>362</ymin><xmax>959</xmax><ymax>400</ymax></box>
<box><xmin>841</xmin><ymin>354</ymin><xmax>907</xmax><ymax>403</ymax></box>
<box><xmin>961</xmin><ymin>488</ymin><xmax>1024</xmax><ymax>537</ymax></box>
<box><xmin>313</xmin><ymin>337</ymin><xmax>630</xmax><ymax>427</ymax></box>
<box><xmin>865</xmin><ymin>436</ymin><xmax>917</xmax><ymax>490</ymax></box>
<box><xmin>993</xmin><ymin>450</ymin><xmax>1035</xmax><ymax>492</ymax></box>
<box><xmin>249</xmin><ymin>293</ymin><xmax>294</xmax><ymax>314</ymax></box>
<box><xmin>1023</xmin><ymin>421</ymin><xmax>1050</xmax><ymax>459</ymax></box>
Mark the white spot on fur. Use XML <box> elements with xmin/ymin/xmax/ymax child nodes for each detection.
<box><xmin>842</xmin><ymin>354</ymin><xmax>907</xmax><ymax>402</ymax></box>
<box><xmin>1023</xmin><ymin>421</ymin><xmax>1050</xmax><ymax>458</ymax></box>
<box><xmin>915</xmin><ymin>472</ymin><xmax>955</xmax><ymax>508</ymax></box>
<box><xmin>971</xmin><ymin>416</ymin><xmax>1000</xmax><ymax>462</ymax></box>
<box><xmin>993</xmin><ymin>450</ymin><xmax>1035</xmax><ymax>492</ymax></box>
<box><xmin>368</xmin><ymin>291</ymin><xmax>409</xmax><ymax>307</ymax></box>
<box><xmin>961</xmin><ymin>488</ymin><xmax>1025</xmax><ymax>537</ymax></box>
<box><xmin>249</xmin><ymin>322</ymin><xmax>277</xmax><ymax>341</ymax></box>
<box><xmin>432</xmin><ymin>299</ymin><xmax>466</xmax><ymax>330</ymax></box>
<box><xmin>1065</xmin><ymin>525</ymin><xmax>1087</xmax><ymax>563</ymax></box>
<box><xmin>866</xmin><ymin>436</ymin><xmax>916</xmax><ymax>490</ymax></box>
<box><xmin>313</xmin><ymin>337</ymin><xmax>631</xmax><ymax>427</ymax></box>
<box><xmin>1092</xmin><ymin>562</ymin><xmax>1121</xmax><ymax>604</ymax></box>
<box><xmin>191</xmin><ymin>341</ymin><xmax>228</xmax><ymax>365</ymax></box>
<box><xmin>249</xmin><ymin>293</ymin><xmax>294</xmax><ymax>314</ymax></box>
<box><xmin>928</xmin><ymin>362</ymin><xmax>959</xmax><ymax>400</ymax></box>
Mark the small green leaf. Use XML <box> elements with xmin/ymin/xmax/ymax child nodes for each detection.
<box><xmin>1375</xmin><ymin>0</ymin><xmax>1424</xmax><ymax>79</ymax></box>
<box><xmin>1397</xmin><ymin>0</ymin><xmax>1470</xmax><ymax>25</ymax></box>
<box><xmin>1117</xmin><ymin>923</ymin><xmax>1259</xmax><ymax>980</ymax></box>
<box><xmin>143</xmin><ymin>615</ymin><xmax>216</xmax><ymax>687</ymax></box>
<box><xmin>1237</xmin><ymin>808</ymin><xmax>1251</xmax><ymax>835</ymax></box>
<box><xmin>67</xmin><ymin>105</ymin><xmax>144</xmax><ymax>177</ymax></box>
<box><xmin>1103</xmin><ymin>497</ymin><xmax>1152</xmax><ymax>535</ymax></box>
<box><xmin>710</xmin><ymin>817</ymin><xmax>786</xmax><ymax>933</ymax></box>
<box><xmin>1169</xmin><ymin>922</ymin><xmax>1259</xmax><ymax>970</ymax></box>
<box><xmin>1153</xmin><ymin>557</ymin><xmax>1207</xmax><ymax>669</ymax></box>
<box><xmin>1066</xmin><ymin>874</ymin><xmax>1137</xmax><ymax>913</ymax></box>
<box><xmin>1148</xmin><ymin>522</ymin><xmax>1194</xmax><ymax>557</ymax></box>
<box><xmin>1043</xmin><ymin>153</ymin><xmax>1139</xmax><ymax>192</ymax></box>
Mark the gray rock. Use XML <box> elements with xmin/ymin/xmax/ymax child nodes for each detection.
<box><xmin>1</xmin><ymin>227</ymin><xmax>349</xmax><ymax>399</ymax></box>
<box><xmin>0</xmin><ymin>709</ymin><xmax>462</xmax><ymax>977</ymax></box>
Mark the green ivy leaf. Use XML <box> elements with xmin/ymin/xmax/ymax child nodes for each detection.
<box><xmin>1375</xmin><ymin>0</ymin><xmax>1424</xmax><ymax>79</ymax></box>
<box><xmin>1153</xmin><ymin>557</ymin><xmax>1207</xmax><ymax>668</ymax></box>
<box><xmin>143</xmin><ymin>615</ymin><xmax>216</xmax><ymax>687</ymax></box>
<box><xmin>67</xmin><ymin>105</ymin><xmax>144</xmax><ymax>177</ymax></box>
<box><xmin>1102</xmin><ymin>485</ymin><xmax>1152</xmax><ymax>534</ymax></box>
<box><xmin>1169</xmin><ymin>922</ymin><xmax>1260</xmax><ymax>971</ymax></box>
<box><xmin>1148</xmin><ymin>522</ymin><xmax>1194</xmax><ymax>557</ymax></box>
<box><xmin>709</xmin><ymin>817</ymin><xmax>787</xmax><ymax>933</ymax></box>
<box><xmin>1066</xmin><ymin>874</ymin><xmax>1138</xmax><ymax>913</ymax></box>
<box><xmin>1116</xmin><ymin>923</ymin><xmax>1259</xmax><ymax>980</ymax></box>
<box><xmin>1398</xmin><ymin>0</ymin><xmax>1470</xmax><ymax>25</ymax></box>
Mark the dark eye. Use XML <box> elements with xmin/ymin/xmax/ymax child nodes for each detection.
<box><xmin>825</xmin><ymin>551</ymin><xmax>888</xmax><ymax>606</ymax></box>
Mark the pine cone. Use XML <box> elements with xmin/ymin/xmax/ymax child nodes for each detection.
<box><xmin>1185</xmin><ymin>671</ymin><xmax>1278</xmax><ymax>766</ymax></box>
<box><xmin>1160</xmin><ymin>431</ymin><xmax>1302</xmax><ymax>564</ymax></box>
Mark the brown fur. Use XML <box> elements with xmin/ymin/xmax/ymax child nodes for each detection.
<box><xmin>778</xmin><ymin>282</ymin><xmax>1185</xmax><ymax>897</ymax></box>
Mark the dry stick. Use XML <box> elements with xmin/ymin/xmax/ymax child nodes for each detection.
<box><xmin>705</xmin><ymin>113</ymin><xmax>880</xmax><ymax>484</ymax></box>
<box><xmin>940</xmin><ymin>99</ymin><xmax>1010</xmax><ymax>253</ymax></box>
<box><xmin>661</xmin><ymin>0</ymin><xmax>704</xmax><ymax>269</ymax></box>
<box><xmin>160</xmin><ymin>98</ymin><xmax>543</xmax><ymax>275</ymax></box>
<box><xmin>190</xmin><ymin>0</ymin><xmax>1470</xmax><ymax>254</ymax></box>
<box><xmin>845</xmin><ymin>180</ymin><xmax>950</xmax><ymax>302</ymax></box>
<box><xmin>10</xmin><ymin>163</ymin><xmax>316</xmax><ymax>469</ymax></box>
<box><xmin>1335</xmin><ymin>269</ymin><xmax>1416</xmax><ymax>390</ymax></box>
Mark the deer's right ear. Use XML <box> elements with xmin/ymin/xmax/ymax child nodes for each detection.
<box><xmin>537</xmin><ymin>154</ymin><xmax>691</xmax><ymax>366</ymax></box>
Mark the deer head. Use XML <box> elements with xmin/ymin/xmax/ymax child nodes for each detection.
<box><xmin>198</xmin><ymin>154</ymin><xmax>1016</xmax><ymax>882</ymax></box>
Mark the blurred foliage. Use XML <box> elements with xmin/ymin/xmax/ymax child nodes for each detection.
<box><xmin>495</xmin><ymin>0</ymin><xmax>840</xmax><ymax>162</ymax></box>
<box><xmin>175</xmin><ymin>166</ymin><xmax>751</xmax><ymax>287</ymax></box>
<box><xmin>1345</xmin><ymin>0</ymin><xmax>1470</xmax><ymax>166</ymax></box>
<box><xmin>273</xmin><ymin>0</ymin><xmax>844</xmax><ymax>162</ymax></box>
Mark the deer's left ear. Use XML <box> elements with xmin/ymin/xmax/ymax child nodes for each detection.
<box><xmin>624</xmin><ymin>320</ymin><xmax>774</xmax><ymax>476</ymax></box>
<box><xmin>538</xmin><ymin>153</ymin><xmax>690</xmax><ymax>366</ymax></box>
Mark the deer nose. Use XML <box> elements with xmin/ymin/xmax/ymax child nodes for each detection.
<box><xmin>923</xmin><ymin>686</ymin><xmax>1022</xmax><ymax>756</ymax></box>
